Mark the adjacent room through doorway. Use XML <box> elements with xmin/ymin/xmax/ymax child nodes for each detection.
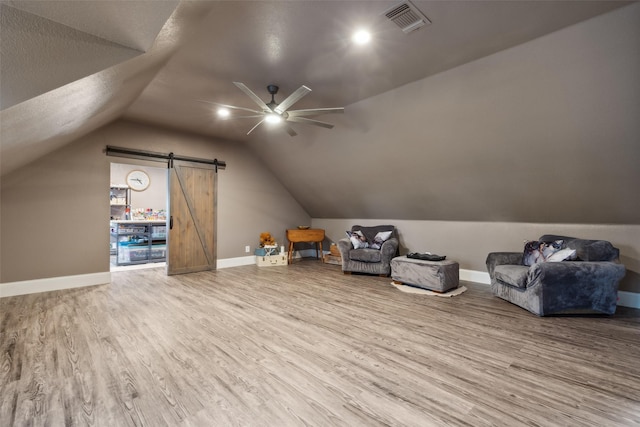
<box><xmin>109</xmin><ymin>162</ymin><xmax>168</xmax><ymax>271</ymax></box>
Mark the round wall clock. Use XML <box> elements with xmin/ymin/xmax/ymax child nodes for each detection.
<box><xmin>126</xmin><ymin>170</ymin><xmax>150</xmax><ymax>191</ymax></box>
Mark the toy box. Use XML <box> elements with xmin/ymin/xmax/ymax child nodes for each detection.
<box><xmin>256</xmin><ymin>254</ymin><xmax>287</xmax><ymax>267</ymax></box>
<box><xmin>254</xmin><ymin>245</ymin><xmax>280</xmax><ymax>256</ymax></box>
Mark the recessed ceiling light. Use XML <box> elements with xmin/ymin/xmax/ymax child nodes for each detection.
<box><xmin>352</xmin><ymin>29</ymin><xmax>371</xmax><ymax>45</ymax></box>
<box><xmin>217</xmin><ymin>108</ymin><xmax>230</xmax><ymax>118</ymax></box>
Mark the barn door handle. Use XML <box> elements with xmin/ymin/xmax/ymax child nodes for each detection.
<box><xmin>170</xmin><ymin>216</ymin><xmax>173</xmax><ymax>230</ymax></box>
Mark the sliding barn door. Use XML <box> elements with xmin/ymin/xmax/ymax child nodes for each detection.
<box><xmin>167</xmin><ymin>162</ymin><xmax>218</xmax><ymax>275</ymax></box>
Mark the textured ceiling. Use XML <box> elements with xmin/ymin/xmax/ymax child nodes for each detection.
<box><xmin>3</xmin><ymin>0</ymin><xmax>179</xmax><ymax>51</ymax></box>
<box><xmin>1</xmin><ymin>1</ymin><xmax>636</xmax><ymax>224</ymax></box>
<box><xmin>0</xmin><ymin>0</ymin><xmax>210</xmax><ymax>175</ymax></box>
<box><xmin>0</xmin><ymin>1</ymin><xmax>179</xmax><ymax>109</ymax></box>
<box><xmin>123</xmin><ymin>0</ymin><xmax>630</xmax><ymax>142</ymax></box>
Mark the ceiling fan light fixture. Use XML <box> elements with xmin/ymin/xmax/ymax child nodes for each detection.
<box><xmin>220</xmin><ymin>82</ymin><xmax>344</xmax><ymax>136</ymax></box>
<box><xmin>217</xmin><ymin>107</ymin><xmax>230</xmax><ymax>118</ymax></box>
<box><xmin>265</xmin><ymin>113</ymin><xmax>282</xmax><ymax>124</ymax></box>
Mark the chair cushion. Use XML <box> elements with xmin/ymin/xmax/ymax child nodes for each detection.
<box><xmin>494</xmin><ymin>265</ymin><xmax>529</xmax><ymax>289</ymax></box>
<box><xmin>349</xmin><ymin>248</ymin><xmax>382</xmax><ymax>263</ymax></box>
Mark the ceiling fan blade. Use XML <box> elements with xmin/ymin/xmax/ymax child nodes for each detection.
<box><xmin>246</xmin><ymin>119</ymin><xmax>265</xmax><ymax>135</ymax></box>
<box><xmin>286</xmin><ymin>116</ymin><xmax>335</xmax><ymax>129</ymax></box>
<box><xmin>203</xmin><ymin>101</ymin><xmax>263</xmax><ymax>114</ymax></box>
<box><xmin>286</xmin><ymin>107</ymin><xmax>345</xmax><ymax>117</ymax></box>
<box><xmin>284</xmin><ymin>125</ymin><xmax>297</xmax><ymax>137</ymax></box>
<box><xmin>233</xmin><ymin>82</ymin><xmax>272</xmax><ymax>111</ymax></box>
<box><xmin>223</xmin><ymin>115</ymin><xmax>265</xmax><ymax>120</ymax></box>
<box><xmin>274</xmin><ymin>85</ymin><xmax>311</xmax><ymax>114</ymax></box>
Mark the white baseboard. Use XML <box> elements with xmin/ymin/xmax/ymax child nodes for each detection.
<box><xmin>217</xmin><ymin>255</ymin><xmax>255</xmax><ymax>269</ymax></box>
<box><xmin>460</xmin><ymin>269</ymin><xmax>490</xmax><ymax>285</ymax></box>
<box><xmin>618</xmin><ymin>291</ymin><xmax>640</xmax><ymax>309</ymax></box>
<box><xmin>2</xmin><ymin>265</ymin><xmax>638</xmax><ymax>310</ymax></box>
<box><xmin>0</xmin><ymin>272</ymin><xmax>111</xmax><ymax>298</ymax></box>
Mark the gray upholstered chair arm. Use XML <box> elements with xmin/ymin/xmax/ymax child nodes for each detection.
<box><xmin>528</xmin><ymin>261</ymin><xmax>626</xmax><ymax>288</ymax></box>
<box><xmin>486</xmin><ymin>252</ymin><xmax>523</xmax><ymax>276</ymax></box>
<box><xmin>526</xmin><ymin>261</ymin><xmax>626</xmax><ymax>315</ymax></box>
<box><xmin>337</xmin><ymin>238</ymin><xmax>353</xmax><ymax>264</ymax></box>
<box><xmin>379</xmin><ymin>237</ymin><xmax>399</xmax><ymax>262</ymax></box>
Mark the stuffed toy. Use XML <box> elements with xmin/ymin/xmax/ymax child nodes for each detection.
<box><xmin>259</xmin><ymin>232</ymin><xmax>276</xmax><ymax>247</ymax></box>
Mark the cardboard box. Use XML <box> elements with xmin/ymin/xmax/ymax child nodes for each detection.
<box><xmin>256</xmin><ymin>254</ymin><xmax>287</xmax><ymax>267</ymax></box>
<box><xmin>323</xmin><ymin>254</ymin><xmax>342</xmax><ymax>265</ymax></box>
<box><xmin>329</xmin><ymin>244</ymin><xmax>341</xmax><ymax>257</ymax></box>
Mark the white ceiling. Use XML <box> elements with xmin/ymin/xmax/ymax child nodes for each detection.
<box><xmin>0</xmin><ymin>0</ymin><xmax>631</xmax><ymax>176</ymax></box>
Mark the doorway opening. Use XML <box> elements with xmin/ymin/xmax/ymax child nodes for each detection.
<box><xmin>109</xmin><ymin>162</ymin><xmax>168</xmax><ymax>271</ymax></box>
<box><xmin>106</xmin><ymin>146</ymin><xmax>225</xmax><ymax>275</ymax></box>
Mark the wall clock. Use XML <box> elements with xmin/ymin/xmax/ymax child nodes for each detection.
<box><xmin>126</xmin><ymin>170</ymin><xmax>150</xmax><ymax>191</ymax></box>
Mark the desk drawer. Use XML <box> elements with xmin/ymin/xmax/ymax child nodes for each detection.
<box><xmin>286</xmin><ymin>229</ymin><xmax>325</xmax><ymax>242</ymax></box>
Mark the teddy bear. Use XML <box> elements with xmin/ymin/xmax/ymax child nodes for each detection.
<box><xmin>259</xmin><ymin>232</ymin><xmax>276</xmax><ymax>247</ymax></box>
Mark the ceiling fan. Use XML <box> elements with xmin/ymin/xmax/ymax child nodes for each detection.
<box><xmin>211</xmin><ymin>82</ymin><xmax>344</xmax><ymax>137</ymax></box>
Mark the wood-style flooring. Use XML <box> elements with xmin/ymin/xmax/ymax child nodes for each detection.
<box><xmin>1</xmin><ymin>261</ymin><xmax>639</xmax><ymax>426</ymax></box>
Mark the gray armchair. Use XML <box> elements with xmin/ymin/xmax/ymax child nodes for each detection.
<box><xmin>486</xmin><ymin>234</ymin><xmax>626</xmax><ymax>316</ymax></box>
<box><xmin>338</xmin><ymin>225</ymin><xmax>399</xmax><ymax>276</ymax></box>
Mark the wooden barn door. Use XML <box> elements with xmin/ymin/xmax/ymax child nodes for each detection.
<box><xmin>167</xmin><ymin>162</ymin><xmax>218</xmax><ymax>275</ymax></box>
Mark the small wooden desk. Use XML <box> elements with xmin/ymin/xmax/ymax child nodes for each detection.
<box><xmin>286</xmin><ymin>228</ymin><xmax>325</xmax><ymax>264</ymax></box>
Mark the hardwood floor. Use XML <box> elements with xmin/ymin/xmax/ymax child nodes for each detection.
<box><xmin>1</xmin><ymin>261</ymin><xmax>639</xmax><ymax>426</ymax></box>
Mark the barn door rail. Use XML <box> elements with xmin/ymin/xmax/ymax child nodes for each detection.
<box><xmin>105</xmin><ymin>145</ymin><xmax>226</xmax><ymax>171</ymax></box>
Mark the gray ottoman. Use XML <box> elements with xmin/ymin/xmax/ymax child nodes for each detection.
<box><xmin>390</xmin><ymin>256</ymin><xmax>459</xmax><ymax>292</ymax></box>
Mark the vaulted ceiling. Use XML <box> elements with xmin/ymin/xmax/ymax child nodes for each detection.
<box><xmin>1</xmin><ymin>1</ymin><xmax>637</xmax><ymax>223</ymax></box>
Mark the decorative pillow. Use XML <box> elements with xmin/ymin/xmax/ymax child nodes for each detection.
<box><xmin>541</xmin><ymin>240</ymin><xmax>564</xmax><ymax>259</ymax></box>
<box><xmin>523</xmin><ymin>239</ymin><xmax>566</xmax><ymax>266</ymax></box>
<box><xmin>523</xmin><ymin>240</ymin><xmax>544</xmax><ymax>266</ymax></box>
<box><xmin>346</xmin><ymin>230</ymin><xmax>369</xmax><ymax>249</ymax></box>
<box><xmin>546</xmin><ymin>248</ymin><xmax>577</xmax><ymax>262</ymax></box>
<box><xmin>369</xmin><ymin>230</ymin><xmax>393</xmax><ymax>250</ymax></box>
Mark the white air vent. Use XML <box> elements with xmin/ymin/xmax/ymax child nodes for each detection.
<box><xmin>382</xmin><ymin>1</ymin><xmax>431</xmax><ymax>34</ymax></box>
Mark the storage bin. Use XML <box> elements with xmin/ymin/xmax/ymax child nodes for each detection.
<box><xmin>129</xmin><ymin>248</ymin><xmax>149</xmax><ymax>261</ymax></box>
<box><xmin>151</xmin><ymin>246</ymin><xmax>166</xmax><ymax>259</ymax></box>
<box><xmin>256</xmin><ymin>254</ymin><xmax>287</xmax><ymax>267</ymax></box>
<box><xmin>323</xmin><ymin>254</ymin><xmax>342</xmax><ymax>265</ymax></box>
<box><xmin>254</xmin><ymin>246</ymin><xmax>280</xmax><ymax>256</ymax></box>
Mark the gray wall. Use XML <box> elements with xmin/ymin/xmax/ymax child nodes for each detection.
<box><xmin>251</xmin><ymin>4</ymin><xmax>640</xmax><ymax>224</ymax></box>
<box><xmin>0</xmin><ymin>119</ymin><xmax>310</xmax><ymax>283</ymax></box>
<box><xmin>110</xmin><ymin>163</ymin><xmax>167</xmax><ymax>213</ymax></box>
